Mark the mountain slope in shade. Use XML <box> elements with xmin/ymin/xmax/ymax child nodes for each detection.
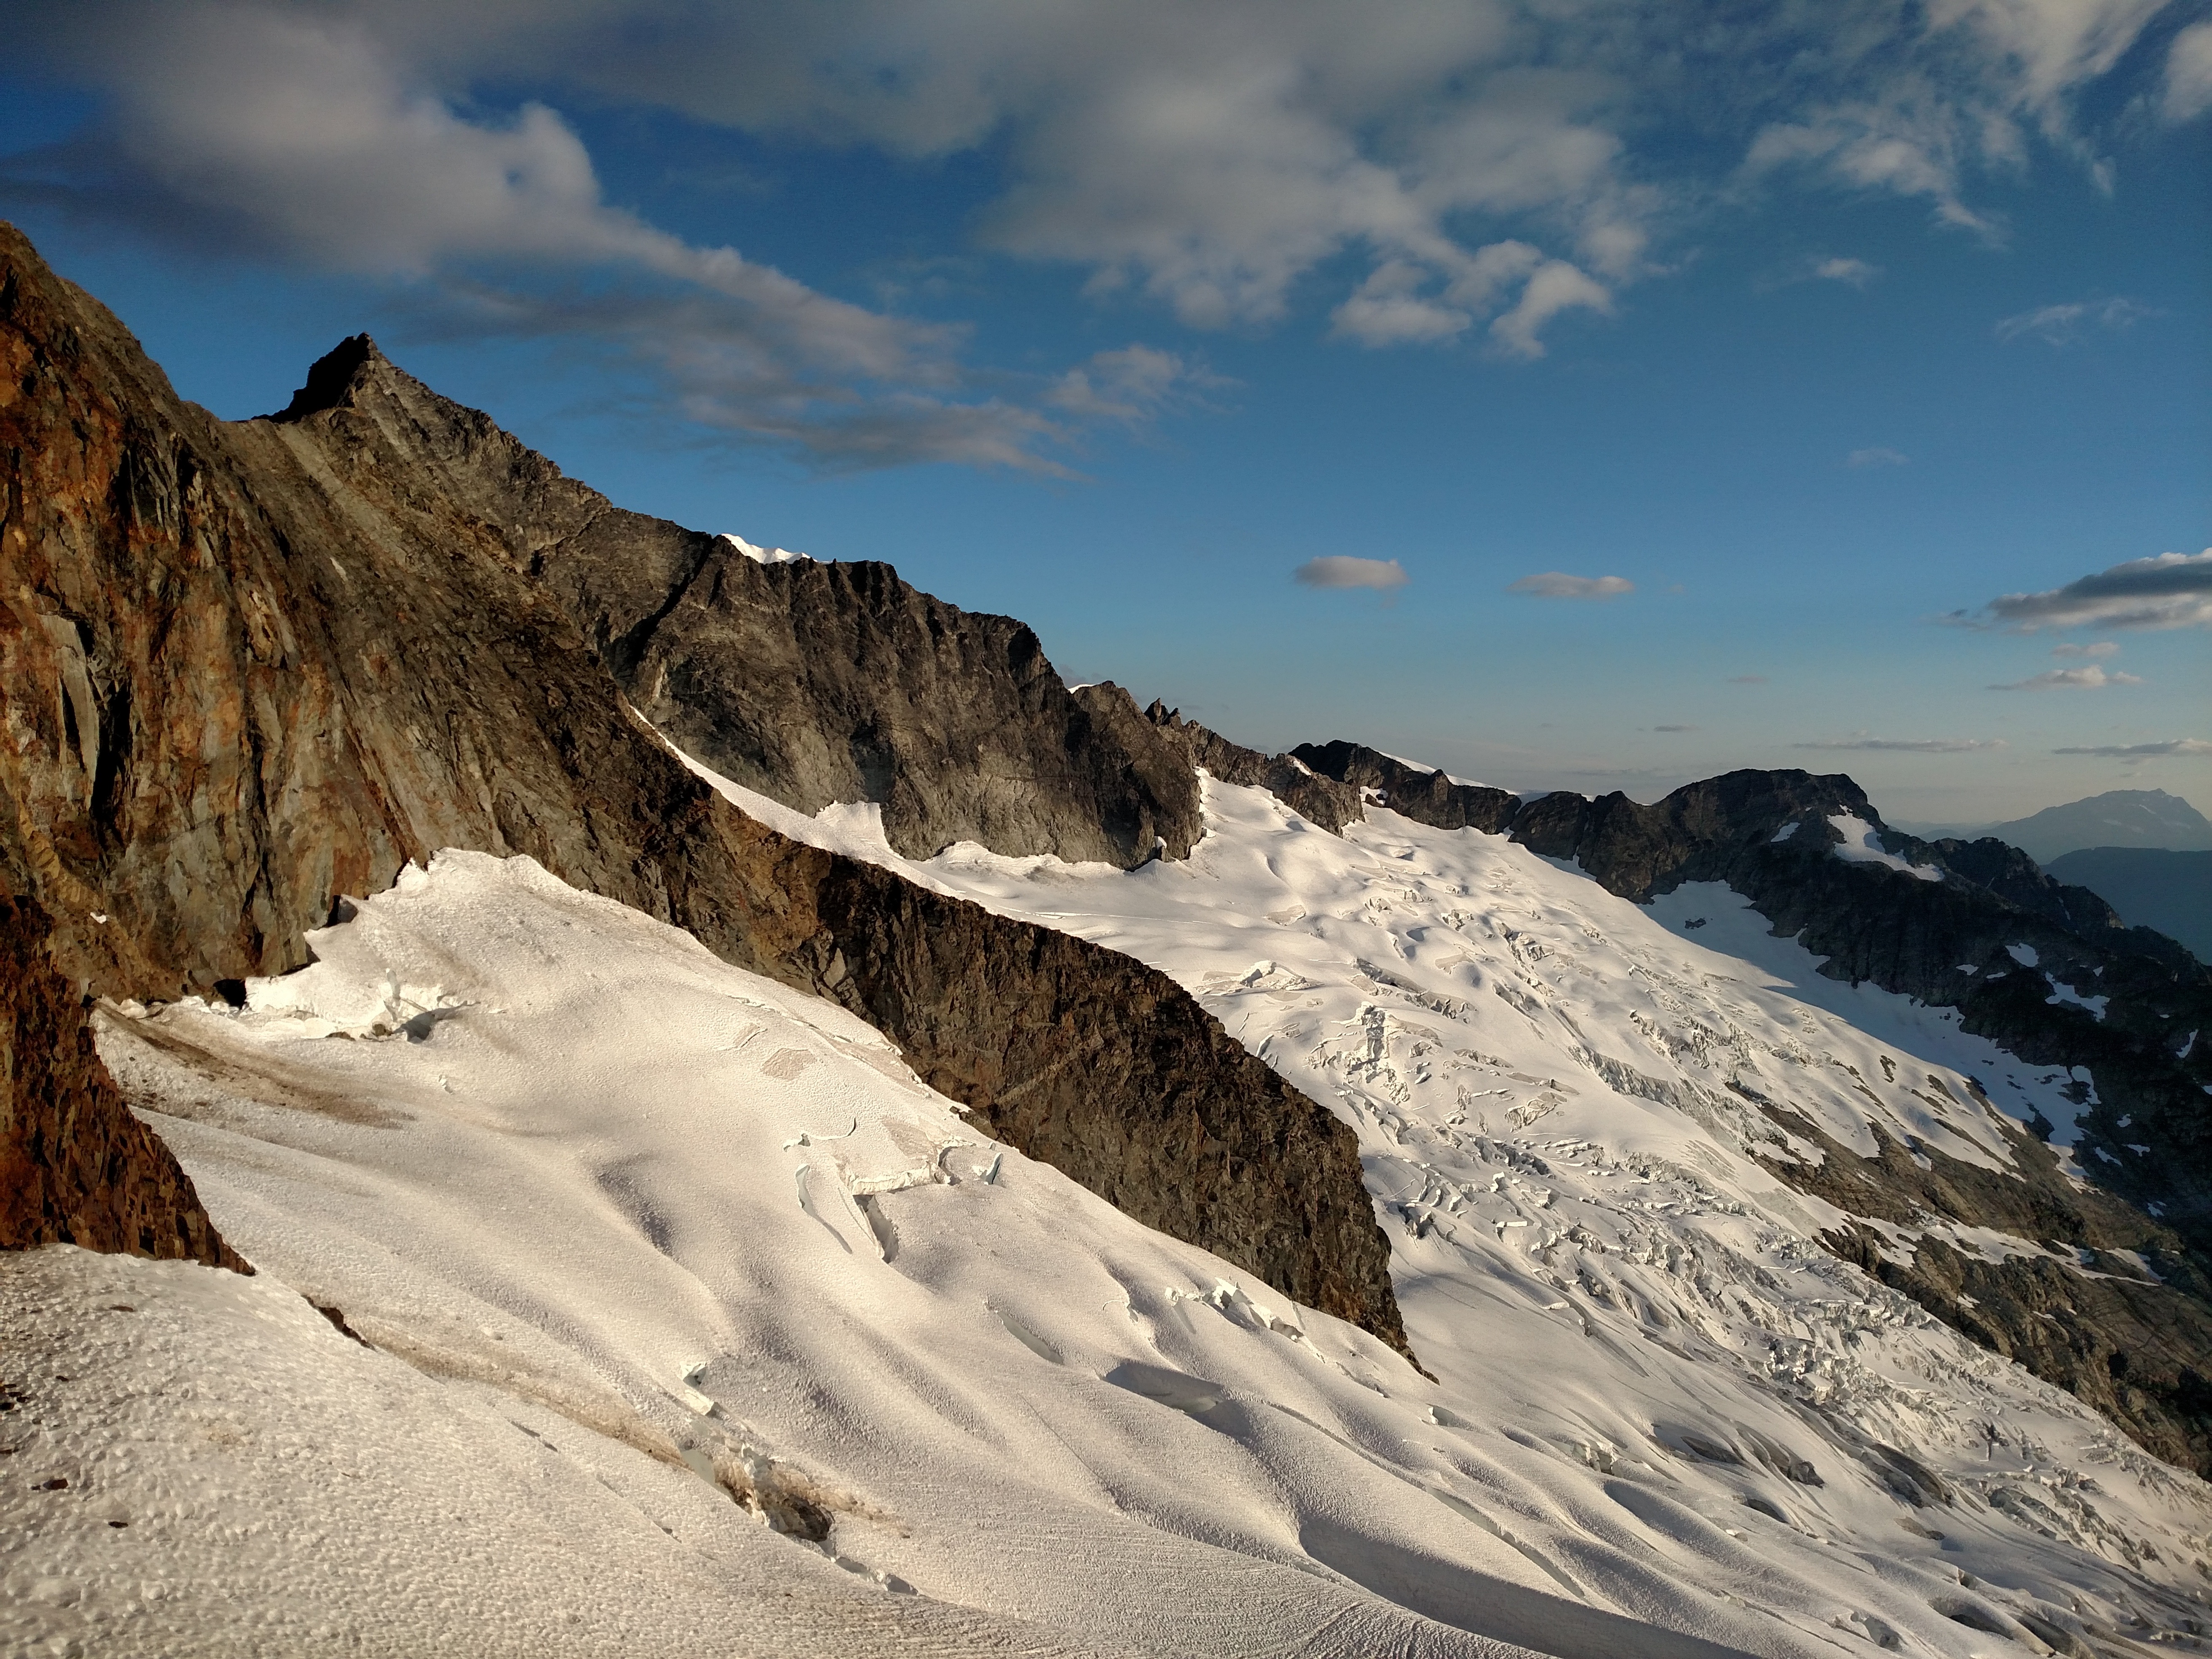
<box><xmin>2044</xmin><ymin>848</ymin><xmax>2212</xmax><ymax>962</ymax></box>
<box><xmin>11</xmin><ymin>849</ymin><xmax>2209</xmax><ymax>1656</ymax></box>
<box><xmin>1989</xmin><ymin>791</ymin><xmax>2212</xmax><ymax>864</ymax></box>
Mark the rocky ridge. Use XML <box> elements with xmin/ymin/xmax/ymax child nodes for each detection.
<box><xmin>1293</xmin><ymin>742</ymin><xmax>2212</xmax><ymax>1465</ymax></box>
<box><xmin>0</xmin><ymin>223</ymin><xmax>1405</xmax><ymax>1355</ymax></box>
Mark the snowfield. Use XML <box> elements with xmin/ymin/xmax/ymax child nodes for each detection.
<box><xmin>5</xmin><ymin>775</ymin><xmax>2210</xmax><ymax>1655</ymax></box>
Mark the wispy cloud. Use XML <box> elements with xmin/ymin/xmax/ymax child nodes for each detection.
<box><xmin>1796</xmin><ymin>735</ymin><xmax>2005</xmax><ymax>753</ymax></box>
<box><xmin>1295</xmin><ymin>556</ymin><xmax>1408</xmax><ymax>591</ymax></box>
<box><xmin>1756</xmin><ymin>254</ymin><xmax>1880</xmax><ymax>292</ymax></box>
<box><xmin>1995</xmin><ymin>296</ymin><xmax>2157</xmax><ymax>344</ymax></box>
<box><xmin>2052</xmin><ymin>640</ymin><xmax>2119</xmax><ymax>657</ymax></box>
<box><xmin>2167</xmin><ymin>21</ymin><xmax>2212</xmax><ymax>121</ymax></box>
<box><xmin>1509</xmin><ymin>572</ymin><xmax>1634</xmax><ymax>599</ymax></box>
<box><xmin>2053</xmin><ymin>738</ymin><xmax>2212</xmax><ymax>759</ymax></box>
<box><xmin>1652</xmin><ymin>724</ymin><xmax>1698</xmax><ymax>732</ymax></box>
<box><xmin>1813</xmin><ymin>256</ymin><xmax>1881</xmax><ymax>287</ymax></box>
<box><xmin>1989</xmin><ymin>664</ymin><xmax>2142</xmax><ymax>690</ymax></box>
<box><xmin>1847</xmin><ymin>446</ymin><xmax>1909</xmax><ymax>468</ymax></box>
<box><xmin>1952</xmin><ymin>549</ymin><xmax>2212</xmax><ymax>632</ymax></box>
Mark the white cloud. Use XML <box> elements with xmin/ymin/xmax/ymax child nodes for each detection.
<box><xmin>2052</xmin><ymin>738</ymin><xmax>2212</xmax><ymax>758</ymax></box>
<box><xmin>1847</xmin><ymin>446</ymin><xmax>1910</xmax><ymax>467</ymax></box>
<box><xmin>1295</xmin><ymin>556</ymin><xmax>1408</xmax><ymax>591</ymax></box>
<box><xmin>1045</xmin><ymin>345</ymin><xmax>1211</xmax><ymax>424</ymax></box>
<box><xmin>2051</xmin><ymin>640</ymin><xmax>2119</xmax><ymax>656</ymax></box>
<box><xmin>1995</xmin><ymin>295</ymin><xmax>2157</xmax><ymax>343</ymax></box>
<box><xmin>5</xmin><ymin>0</ymin><xmax>2189</xmax><ymax>424</ymax></box>
<box><xmin>1987</xmin><ymin>664</ymin><xmax>2142</xmax><ymax>690</ymax></box>
<box><xmin>1489</xmin><ymin>260</ymin><xmax>1613</xmax><ymax>358</ymax></box>
<box><xmin>1508</xmin><ymin>572</ymin><xmax>1633</xmax><ymax>599</ymax></box>
<box><xmin>2165</xmin><ymin>20</ymin><xmax>2212</xmax><ymax>121</ymax></box>
<box><xmin>1795</xmin><ymin>735</ymin><xmax>2006</xmax><ymax>752</ymax></box>
<box><xmin>1977</xmin><ymin>549</ymin><xmax>2212</xmax><ymax>631</ymax></box>
<box><xmin>1814</xmin><ymin>256</ymin><xmax>1882</xmax><ymax>286</ymax></box>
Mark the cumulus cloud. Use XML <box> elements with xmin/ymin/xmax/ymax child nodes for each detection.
<box><xmin>1995</xmin><ymin>296</ymin><xmax>2157</xmax><ymax>344</ymax></box>
<box><xmin>1295</xmin><ymin>556</ymin><xmax>1408</xmax><ymax>591</ymax></box>
<box><xmin>2053</xmin><ymin>738</ymin><xmax>2212</xmax><ymax>759</ymax></box>
<box><xmin>1508</xmin><ymin>572</ymin><xmax>1634</xmax><ymax>599</ymax></box>
<box><xmin>1847</xmin><ymin>446</ymin><xmax>1909</xmax><ymax>467</ymax></box>
<box><xmin>1964</xmin><ymin>549</ymin><xmax>2212</xmax><ymax>631</ymax></box>
<box><xmin>1988</xmin><ymin>664</ymin><xmax>2143</xmax><ymax>690</ymax></box>
<box><xmin>1795</xmin><ymin>735</ymin><xmax>2006</xmax><ymax>752</ymax></box>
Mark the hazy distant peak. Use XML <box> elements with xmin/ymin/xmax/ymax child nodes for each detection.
<box><xmin>1989</xmin><ymin>788</ymin><xmax>2212</xmax><ymax>863</ymax></box>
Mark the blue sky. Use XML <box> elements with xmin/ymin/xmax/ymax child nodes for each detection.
<box><xmin>3</xmin><ymin>1</ymin><xmax>2207</xmax><ymax>821</ymax></box>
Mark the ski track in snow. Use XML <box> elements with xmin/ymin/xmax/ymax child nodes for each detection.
<box><xmin>3</xmin><ymin>764</ymin><xmax>2207</xmax><ymax>1654</ymax></box>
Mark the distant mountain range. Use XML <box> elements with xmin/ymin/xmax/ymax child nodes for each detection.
<box><xmin>2045</xmin><ymin>848</ymin><xmax>2212</xmax><ymax>962</ymax></box>
<box><xmin>1901</xmin><ymin>788</ymin><xmax>2212</xmax><ymax>863</ymax></box>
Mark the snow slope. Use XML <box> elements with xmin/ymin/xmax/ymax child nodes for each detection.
<box><xmin>8</xmin><ymin>784</ymin><xmax>2209</xmax><ymax>1653</ymax></box>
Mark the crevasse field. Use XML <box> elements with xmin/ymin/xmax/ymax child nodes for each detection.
<box><xmin>5</xmin><ymin>767</ymin><xmax>2208</xmax><ymax>1657</ymax></box>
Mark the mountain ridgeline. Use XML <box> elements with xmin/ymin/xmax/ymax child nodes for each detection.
<box><xmin>6</xmin><ymin>217</ymin><xmax>2212</xmax><ymax>1468</ymax></box>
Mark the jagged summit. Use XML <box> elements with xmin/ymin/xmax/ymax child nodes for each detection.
<box><xmin>269</xmin><ymin>332</ymin><xmax>387</xmax><ymax>422</ymax></box>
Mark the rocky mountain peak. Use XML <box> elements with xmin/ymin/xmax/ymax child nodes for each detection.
<box><xmin>269</xmin><ymin>332</ymin><xmax>389</xmax><ymax>422</ymax></box>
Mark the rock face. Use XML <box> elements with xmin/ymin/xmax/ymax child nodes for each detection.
<box><xmin>0</xmin><ymin>893</ymin><xmax>242</xmax><ymax>1268</ymax></box>
<box><xmin>0</xmin><ymin>223</ymin><xmax>1407</xmax><ymax>1356</ymax></box>
<box><xmin>1291</xmin><ymin>741</ymin><xmax>1518</xmax><ymax>834</ymax></box>
<box><xmin>1141</xmin><ymin>702</ymin><xmax>1363</xmax><ymax>832</ymax></box>
<box><xmin>267</xmin><ymin>340</ymin><xmax>1205</xmax><ymax>872</ymax></box>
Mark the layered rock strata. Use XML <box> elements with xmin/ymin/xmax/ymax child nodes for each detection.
<box><xmin>0</xmin><ymin>223</ymin><xmax>1407</xmax><ymax>1356</ymax></box>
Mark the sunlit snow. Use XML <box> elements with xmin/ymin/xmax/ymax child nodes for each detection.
<box><xmin>8</xmin><ymin>770</ymin><xmax>2209</xmax><ymax>1654</ymax></box>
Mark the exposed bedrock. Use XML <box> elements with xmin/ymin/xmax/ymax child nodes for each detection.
<box><xmin>0</xmin><ymin>223</ymin><xmax>1409</xmax><ymax>1356</ymax></box>
<box><xmin>263</xmin><ymin>338</ymin><xmax>1207</xmax><ymax>872</ymax></box>
<box><xmin>0</xmin><ymin>893</ymin><xmax>242</xmax><ymax>1268</ymax></box>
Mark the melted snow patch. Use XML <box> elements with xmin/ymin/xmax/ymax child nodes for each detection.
<box><xmin>1828</xmin><ymin>814</ymin><xmax>1941</xmax><ymax>881</ymax></box>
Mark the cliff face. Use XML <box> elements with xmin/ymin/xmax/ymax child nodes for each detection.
<box><xmin>0</xmin><ymin>893</ymin><xmax>241</xmax><ymax>1268</ymax></box>
<box><xmin>0</xmin><ymin>223</ymin><xmax>1407</xmax><ymax>1356</ymax></box>
<box><xmin>260</xmin><ymin>337</ymin><xmax>1205</xmax><ymax>872</ymax></box>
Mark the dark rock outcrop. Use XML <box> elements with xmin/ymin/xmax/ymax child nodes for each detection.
<box><xmin>1140</xmin><ymin>701</ymin><xmax>1362</xmax><ymax>832</ymax></box>
<box><xmin>0</xmin><ymin>223</ymin><xmax>1407</xmax><ymax>1357</ymax></box>
<box><xmin>258</xmin><ymin>338</ymin><xmax>1207</xmax><ymax>872</ymax></box>
<box><xmin>1291</xmin><ymin>740</ymin><xmax>1518</xmax><ymax>833</ymax></box>
<box><xmin>0</xmin><ymin>893</ymin><xmax>242</xmax><ymax>1268</ymax></box>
